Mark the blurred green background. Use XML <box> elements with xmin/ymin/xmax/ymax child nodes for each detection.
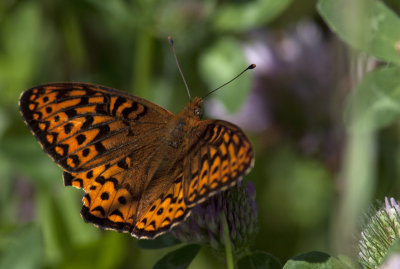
<box><xmin>2</xmin><ymin>0</ymin><xmax>400</xmax><ymax>268</ymax></box>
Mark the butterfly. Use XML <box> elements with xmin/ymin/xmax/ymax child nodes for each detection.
<box><xmin>19</xmin><ymin>82</ymin><xmax>254</xmax><ymax>239</ymax></box>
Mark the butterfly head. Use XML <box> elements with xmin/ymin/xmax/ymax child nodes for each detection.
<box><xmin>180</xmin><ymin>96</ymin><xmax>203</xmax><ymax>120</ymax></box>
<box><xmin>189</xmin><ymin>97</ymin><xmax>203</xmax><ymax>119</ymax></box>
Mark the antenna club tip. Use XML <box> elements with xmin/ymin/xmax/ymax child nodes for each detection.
<box><xmin>168</xmin><ymin>36</ymin><xmax>174</xmax><ymax>45</ymax></box>
<box><xmin>248</xmin><ymin>64</ymin><xmax>256</xmax><ymax>69</ymax></box>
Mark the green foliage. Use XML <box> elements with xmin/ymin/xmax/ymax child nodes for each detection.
<box><xmin>0</xmin><ymin>225</ymin><xmax>43</xmax><ymax>269</ymax></box>
<box><xmin>345</xmin><ymin>67</ymin><xmax>400</xmax><ymax>130</ymax></box>
<box><xmin>152</xmin><ymin>244</ymin><xmax>201</xmax><ymax>269</ymax></box>
<box><xmin>263</xmin><ymin>146</ymin><xmax>333</xmax><ymax>228</ymax></box>
<box><xmin>283</xmin><ymin>252</ymin><xmax>354</xmax><ymax>269</ymax></box>
<box><xmin>0</xmin><ymin>2</ymin><xmax>43</xmax><ymax>104</ymax></box>
<box><xmin>213</xmin><ymin>0</ymin><xmax>293</xmax><ymax>32</ymax></box>
<box><xmin>137</xmin><ymin>234</ymin><xmax>181</xmax><ymax>249</ymax></box>
<box><xmin>3</xmin><ymin>0</ymin><xmax>400</xmax><ymax>268</ymax></box>
<box><xmin>199</xmin><ymin>37</ymin><xmax>251</xmax><ymax>112</ymax></box>
<box><xmin>318</xmin><ymin>0</ymin><xmax>400</xmax><ymax>265</ymax></box>
<box><xmin>238</xmin><ymin>251</ymin><xmax>282</xmax><ymax>269</ymax></box>
<box><xmin>318</xmin><ymin>0</ymin><xmax>400</xmax><ymax>64</ymax></box>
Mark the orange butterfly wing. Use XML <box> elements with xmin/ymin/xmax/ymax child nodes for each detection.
<box><xmin>131</xmin><ymin>170</ymin><xmax>189</xmax><ymax>238</ymax></box>
<box><xmin>183</xmin><ymin>120</ymin><xmax>254</xmax><ymax>206</ymax></box>
<box><xmin>19</xmin><ymin>83</ymin><xmax>172</xmax><ymax>172</ymax></box>
<box><xmin>19</xmin><ymin>83</ymin><xmax>180</xmax><ymax>238</ymax></box>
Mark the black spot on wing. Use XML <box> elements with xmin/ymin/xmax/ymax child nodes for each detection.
<box><xmin>93</xmin><ymin>124</ymin><xmax>110</xmax><ymax>141</ymax></box>
<box><xmin>122</xmin><ymin>103</ymin><xmax>138</xmax><ymax>119</ymax></box>
<box><xmin>100</xmin><ymin>192</ymin><xmax>109</xmax><ymax>200</ymax></box>
<box><xmin>118</xmin><ymin>196</ymin><xmax>126</xmax><ymax>204</ymax></box>
<box><xmin>63</xmin><ymin>171</ymin><xmax>73</xmax><ymax>186</ymax></box>
<box><xmin>64</xmin><ymin>123</ymin><xmax>73</xmax><ymax>134</ymax></box>
<box><xmin>95</xmin><ymin>176</ymin><xmax>106</xmax><ymax>185</ymax></box>
<box><xmin>95</xmin><ymin>104</ymin><xmax>108</xmax><ymax>115</ymax></box>
<box><xmin>82</xmin><ymin>116</ymin><xmax>94</xmax><ymax>129</ymax></box>
<box><xmin>157</xmin><ymin>208</ymin><xmax>163</xmax><ymax>215</ymax></box>
<box><xmin>82</xmin><ymin>148</ymin><xmax>90</xmax><ymax>157</ymax></box>
<box><xmin>94</xmin><ymin>142</ymin><xmax>106</xmax><ymax>154</ymax></box>
<box><xmin>65</xmin><ymin>108</ymin><xmax>77</xmax><ymax>118</ymax></box>
<box><xmin>84</xmin><ymin>193</ymin><xmax>91</xmax><ymax>204</ymax></box>
<box><xmin>117</xmin><ymin>158</ymin><xmax>129</xmax><ymax>169</ymax></box>
<box><xmin>78</xmin><ymin>96</ymin><xmax>89</xmax><ymax>105</ymax></box>
<box><xmin>92</xmin><ymin>206</ymin><xmax>106</xmax><ymax>216</ymax></box>
<box><xmin>110</xmin><ymin>209</ymin><xmax>124</xmax><ymax>219</ymax></box>
<box><xmin>76</xmin><ymin>134</ymin><xmax>86</xmax><ymax>145</ymax></box>
<box><xmin>69</xmin><ymin>154</ymin><xmax>80</xmax><ymax>167</ymax></box>
<box><xmin>111</xmin><ymin>97</ymin><xmax>127</xmax><ymax>116</ymax></box>
<box><xmin>73</xmin><ymin>178</ymin><xmax>83</xmax><ymax>188</ymax></box>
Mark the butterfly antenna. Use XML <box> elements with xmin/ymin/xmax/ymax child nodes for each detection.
<box><xmin>202</xmin><ymin>64</ymin><xmax>256</xmax><ymax>99</ymax></box>
<box><xmin>168</xmin><ymin>36</ymin><xmax>191</xmax><ymax>100</ymax></box>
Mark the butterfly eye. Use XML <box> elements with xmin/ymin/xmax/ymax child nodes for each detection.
<box><xmin>194</xmin><ymin>108</ymin><xmax>203</xmax><ymax>117</ymax></box>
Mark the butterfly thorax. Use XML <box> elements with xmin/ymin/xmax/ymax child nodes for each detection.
<box><xmin>166</xmin><ymin>97</ymin><xmax>203</xmax><ymax>149</ymax></box>
<box><xmin>136</xmin><ymin>97</ymin><xmax>204</xmax><ymax>213</ymax></box>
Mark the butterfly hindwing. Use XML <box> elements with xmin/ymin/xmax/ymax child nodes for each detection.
<box><xmin>63</xmin><ymin>150</ymin><xmax>167</xmax><ymax>237</ymax></box>
<box><xmin>183</xmin><ymin>120</ymin><xmax>254</xmax><ymax>207</ymax></box>
<box><xmin>132</xmin><ymin>170</ymin><xmax>189</xmax><ymax>238</ymax></box>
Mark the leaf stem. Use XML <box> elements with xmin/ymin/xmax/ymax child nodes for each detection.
<box><xmin>221</xmin><ymin>212</ymin><xmax>234</xmax><ymax>269</ymax></box>
<box><xmin>334</xmin><ymin>52</ymin><xmax>376</xmax><ymax>255</ymax></box>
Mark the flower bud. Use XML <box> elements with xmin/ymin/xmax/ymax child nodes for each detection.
<box><xmin>359</xmin><ymin>197</ymin><xmax>400</xmax><ymax>268</ymax></box>
<box><xmin>171</xmin><ymin>181</ymin><xmax>258</xmax><ymax>256</ymax></box>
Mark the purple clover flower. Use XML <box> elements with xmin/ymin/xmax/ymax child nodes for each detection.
<box><xmin>171</xmin><ymin>181</ymin><xmax>258</xmax><ymax>256</ymax></box>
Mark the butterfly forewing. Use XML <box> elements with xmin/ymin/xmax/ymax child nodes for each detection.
<box><xmin>19</xmin><ymin>83</ymin><xmax>173</xmax><ymax>172</ymax></box>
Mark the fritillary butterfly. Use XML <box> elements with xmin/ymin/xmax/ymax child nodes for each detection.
<box><xmin>19</xmin><ymin>82</ymin><xmax>254</xmax><ymax>239</ymax></box>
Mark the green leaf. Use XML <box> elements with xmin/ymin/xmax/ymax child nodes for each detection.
<box><xmin>152</xmin><ymin>244</ymin><xmax>201</xmax><ymax>269</ymax></box>
<box><xmin>344</xmin><ymin>66</ymin><xmax>400</xmax><ymax>130</ymax></box>
<box><xmin>238</xmin><ymin>251</ymin><xmax>282</xmax><ymax>269</ymax></box>
<box><xmin>137</xmin><ymin>233</ymin><xmax>181</xmax><ymax>249</ymax></box>
<box><xmin>213</xmin><ymin>0</ymin><xmax>293</xmax><ymax>32</ymax></box>
<box><xmin>199</xmin><ymin>37</ymin><xmax>251</xmax><ymax>112</ymax></box>
<box><xmin>283</xmin><ymin>251</ymin><xmax>353</xmax><ymax>269</ymax></box>
<box><xmin>0</xmin><ymin>225</ymin><xmax>43</xmax><ymax>269</ymax></box>
<box><xmin>336</xmin><ymin>255</ymin><xmax>358</xmax><ymax>269</ymax></box>
<box><xmin>317</xmin><ymin>0</ymin><xmax>400</xmax><ymax>65</ymax></box>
